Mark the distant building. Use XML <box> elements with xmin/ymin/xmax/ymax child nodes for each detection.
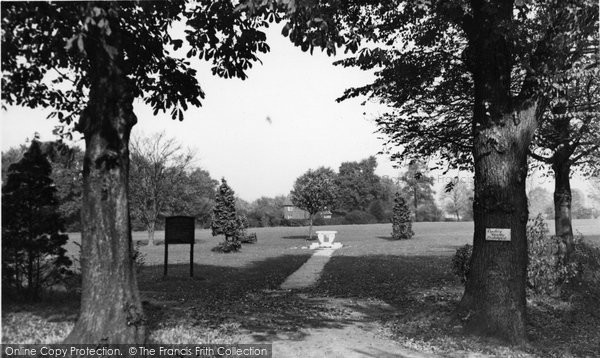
<box><xmin>282</xmin><ymin>197</ymin><xmax>332</xmax><ymax>220</ymax></box>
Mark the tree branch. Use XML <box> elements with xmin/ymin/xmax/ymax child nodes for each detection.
<box><xmin>528</xmin><ymin>149</ymin><xmax>553</xmax><ymax>164</ymax></box>
<box><xmin>570</xmin><ymin>144</ymin><xmax>600</xmax><ymax>165</ymax></box>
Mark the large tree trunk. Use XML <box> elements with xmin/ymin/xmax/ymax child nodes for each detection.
<box><xmin>553</xmin><ymin>154</ymin><xmax>573</xmax><ymax>257</ymax></box>
<box><xmin>64</xmin><ymin>4</ymin><xmax>146</xmax><ymax>344</ymax></box>
<box><xmin>459</xmin><ymin>105</ymin><xmax>537</xmax><ymax>344</ymax></box>
<box><xmin>458</xmin><ymin>1</ymin><xmax>539</xmax><ymax>344</ymax></box>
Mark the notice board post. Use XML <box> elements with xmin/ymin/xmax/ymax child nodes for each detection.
<box><xmin>164</xmin><ymin>216</ymin><xmax>195</xmax><ymax>277</ymax></box>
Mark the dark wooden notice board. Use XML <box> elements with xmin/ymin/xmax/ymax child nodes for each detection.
<box><xmin>164</xmin><ymin>216</ymin><xmax>195</xmax><ymax>277</ymax></box>
<box><xmin>165</xmin><ymin>216</ymin><xmax>195</xmax><ymax>244</ymax></box>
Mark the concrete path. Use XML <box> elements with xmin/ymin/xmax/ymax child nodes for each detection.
<box><xmin>280</xmin><ymin>248</ymin><xmax>336</xmax><ymax>290</ymax></box>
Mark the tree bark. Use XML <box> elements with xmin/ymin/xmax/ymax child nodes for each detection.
<box><xmin>458</xmin><ymin>1</ymin><xmax>539</xmax><ymax>344</ymax></box>
<box><xmin>27</xmin><ymin>247</ymin><xmax>34</xmax><ymax>298</ymax></box>
<box><xmin>147</xmin><ymin>221</ymin><xmax>155</xmax><ymax>246</ymax></box>
<box><xmin>413</xmin><ymin>188</ymin><xmax>419</xmax><ymax>222</ymax></box>
<box><xmin>553</xmin><ymin>154</ymin><xmax>573</xmax><ymax>257</ymax></box>
<box><xmin>460</xmin><ymin>105</ymin><xmax>538</xmax><ymax>344</ymax></box>
<box><xmin>308</xmin><ymin>214</ymin><xmax>314</xmax><ymax>240</ymax></box>
<box><xmin>64</xmin><ymin>4</ymin><xmax>146</xmax><ymax>344</ymax></box>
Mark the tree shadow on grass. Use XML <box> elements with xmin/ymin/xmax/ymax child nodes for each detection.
<box><xmin>134</xmin><ymin>238</ymin><xmax>205</xmax><ymax>246</ymax></box>
<box><xmin>305</xmin><ymin>255</ymin><xmax>600</xmax><ymax>357</ymax></box>
<box><xmin>2</xmin><ymin>289</ymin><xmax>80</xmax><ymax>317</ymax></box>
<box><xmin>307</xmin><ymin>255</ymin><xmax>459</xmax><ymax>309</ymax></box>
<box><xmin>377</xmin><ymin>236</ymin><xmax>413</xmax><ymax>242</ymax></box>
<box><xmin>3</xmin><ymin>254</ymin><xmax>339</xmax><ymax>343</ymax></box>
<box><xmin>5</xmin><ymin>252</ymin><xmax>598</xmax><ymax>355</ymax></box>
<box><xmin>138</xmin><ymin>254</ymin><xmax>361</xmax><ymax>342</ymax></box>
<box><xmin>281</xmin><ymin>235</ymin><xmax>315</xmax><ymax>240</ymax></box>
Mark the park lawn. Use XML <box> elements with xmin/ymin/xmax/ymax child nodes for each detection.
<box><xmin>306</xmin><ymin>219</ymin><xmax>600</xmax><ymax>357</ymax></box>
<box><xmin>2</xmin><ymin>219</ymin><xmax>600</xmax><ymax>356</ymax></box>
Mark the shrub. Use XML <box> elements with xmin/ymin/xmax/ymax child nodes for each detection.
<box><xmin>343</xmin><ymin>210</ymin><xmax>377</xmax><ymax>225</ymax></box>
<box><xmin>527</xmin><ymin>215</ymin><xmax>578</xmax><ymax>294</ymax></box>
<box><xmin>239</xmin><ymin>232</ymin><xmax>257</xmax><ymax>244</ymax></box>
<box><xmin>451</xmin><ymin>244</ymin><xmax>472</xmax><ymax>283</ymax></box>
<box><xmin>131</xmin><ymin>241</ymin><xmax>146</xmax><ymax>273</ymax></box>
<box><xmin>317</xmin><ymin>215</ymin><xmax>346</xmax><ymax>226</ymax></box>
<box><xmin>211</xmin><ymin>241</ymin><xmax>241</xmax><ymax>253</ymax></box>
<box><xmin>280</xmin><ymin>218</ymin><xmax>306</xmax><ymax>227</ymax></box>
<box><xmin>392</xmin><ymin>193</ymin><xmax>413</xmax><ymax>240</ymax></box>
<box><xmin>312</xmin><ymin>217</ymin><xmax>327</xmax><ymax>226</ymax></box>
<box><xmin>451</xmin><ymin>215</ymin><xmax>583</xmax><ymax>295</ymax></box>
<box><xmin>571</xmin><ymin>238</ymin><xmax>600</xmax><ymax>289</ymax></box>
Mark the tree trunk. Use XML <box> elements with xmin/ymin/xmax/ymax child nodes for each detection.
<box><xmin>35</xmin><ymin>256</ymin><xmax>40</xmax><ymax>298</ymax></box>
<box><xmin>14</xmin><ymin>248</ymin><xmax>20</xmax><ymax>292</ymax></box>
<box><xmin>553</xmin><ymin>155</ymin><xmax>573</xmax><ymax>258</ymax></box>
<box><xmin>308</xmin><ymin>214</ymin><xmax>314</xmax><ymax>240</ymax></box>
<box><xmin>458</xmin><ymin>1</ymin><xmax>539</xmax><ymax>344</ymax></box>
<box><xmin>459</xmin><ymin>106</ymin><xmax>537</xmax><ymax>344</ymax></box>
<box><xmin>413</xmin><ymin>188</ymin><xmax>419</xmax><ymax>222</ymax></box>
<box><xmin>27</xmin><ymin>247</ymin><xmax>34</xmax><ymax>298</ymax></box>
<box><xmin>64</xmin><ymin>5</ymin><xmax>146</xmax><ymax>344</ymax></box>
<box><xmin>147</xmin><ymin>221</ymin><xmax>155</xmax><ymax>246</ymax></box>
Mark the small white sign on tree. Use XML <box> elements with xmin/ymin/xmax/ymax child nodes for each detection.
<box><xmin>485</xmin><ymin>228</ymin><xmax>511</xmax><ymax>241</ymax></box>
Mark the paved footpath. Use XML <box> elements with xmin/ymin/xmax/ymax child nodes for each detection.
<box><xmin>280</xmin><ymin>247</ymin><xmax>336</xmax><ymax>290</ymax></box>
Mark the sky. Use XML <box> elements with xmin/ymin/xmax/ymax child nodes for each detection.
<box><xmin>1</xmin><ymin>23</ymin><xmax>594</xmax><ymax>203</ymax></box>
<box><xmin>1</xmin><ymin>23</ymin><xmax>401</xmax><ymax>201</ymax></box>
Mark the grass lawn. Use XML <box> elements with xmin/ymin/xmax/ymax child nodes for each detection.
<box><xmin>2</xmin><ymin>219</ymin><xmax>600</xmax><ymax>357</ymax></box>
<box><xmin>308</xmin><ymin>220</ymin><xmax>600</xmax><ymax>357</ymax></box>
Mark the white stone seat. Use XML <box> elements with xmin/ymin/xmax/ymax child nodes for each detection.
<box><xmin>310</xmin><ymin>231</ymin><xmax>342</xmax><ymax>249</ymax></box>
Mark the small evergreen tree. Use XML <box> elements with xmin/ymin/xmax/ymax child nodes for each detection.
<box><xmin>392</xmin><ymin>193</ymin><xmax>413</xmax><ymax>240</ymax></box>
<box><xmin>2</xmin><ymin>140</ymin><xmax>72</xmax><ymax>299</ymax></box>
<box><xmin>211</xmin><ymin>178</ymin><xmax>242</xmax><ymax>252</ymax></box>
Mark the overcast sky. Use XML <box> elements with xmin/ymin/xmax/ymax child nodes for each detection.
<box><xmin>1</xmin><ymin>24</ymin><xmax>405</xmax><ymax>201</ymax></box>
<box><xmin>0</xmin><ymin>23</ymin><xmax>591</xmax><ymax>202</ymax></box>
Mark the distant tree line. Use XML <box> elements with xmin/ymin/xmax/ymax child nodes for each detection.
<box><xmin>2</xmin><ymin>132</ymin><xmax>221</xmax><ymax>239</ymax></box>
<box><xmin>288</xmin><ymin>157</ymin><xmax>454</xmax><ymax>225</ymax></box>
<box><xmin>528</xmin><ymin>186</ymin><xmax>599</xmax><ymax>220</ymax></box>
<box><xmin>3</xmin><ymin>140</ymin><xmax>597</xmax><ymax>236</ymax></box>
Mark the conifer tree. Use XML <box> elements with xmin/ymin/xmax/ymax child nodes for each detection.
<box><xmin>392</xmin><ymin>193</ymin><xmax>413</xmax><ymax>240</ymax></box>
<box><xmin>2</xmin><ymin>140</ymin><xmax>72</xmax><ymax>299</ymax></box>
<box><xmin>211</xmin><ymin>179</ymin><xmax>242</xmax><ymax>250</ymax></box>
